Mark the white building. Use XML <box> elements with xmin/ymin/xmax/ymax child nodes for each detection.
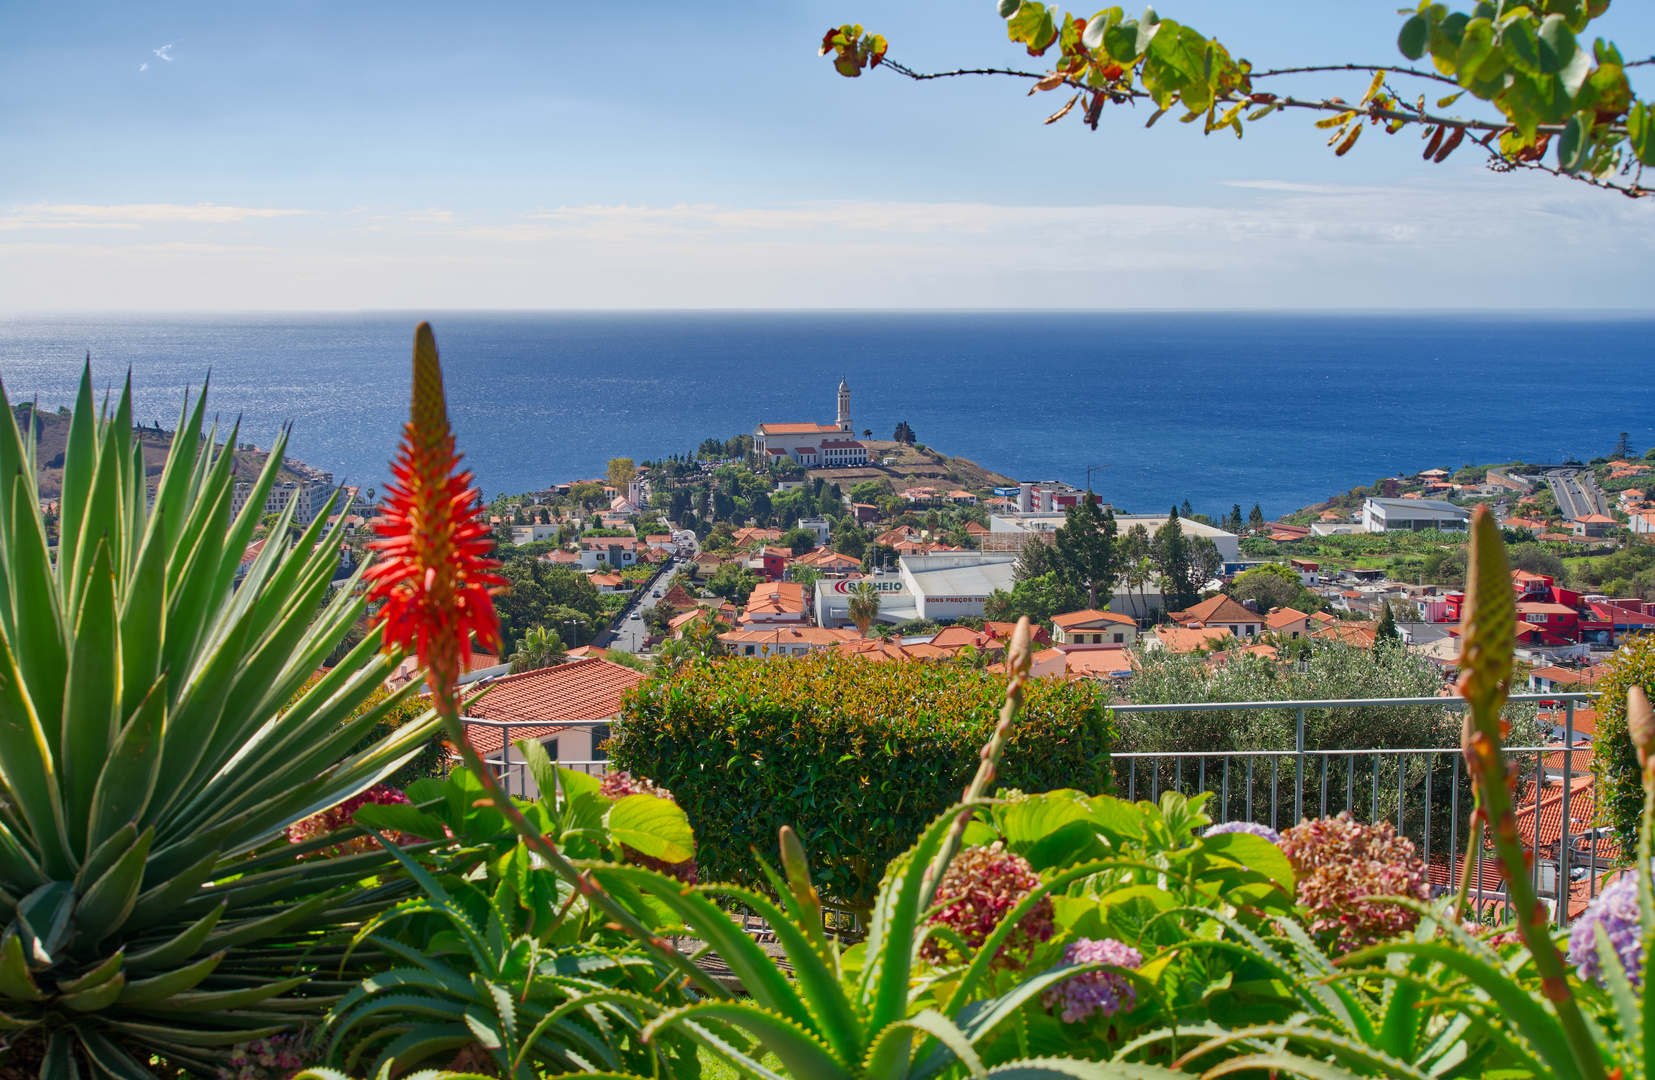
<box><xmin>231</xmin><ymin>479</ymin><xmax>336</xmax><ymax>526</ymax></box>
<box><xmin>814</xmin><ymin>551</ymin><xmax>1018</xmax><ymax>625</ymax></box>
<box><xmin>1361</xmin><ymin>498</ymin><xmax>1470</xmax><ymax>533</ymax></box>
<box><xmin>511</xmin><ymin>523</ymin><xmax>558</xmax><ymax>545</ymax></box>
<box><xmin>579</xmin><ymin>538</ymin><xmax>638</xmax><ymax>570</ymax></box>
<box><xmin>754</xmin><ymin>379</ymin><xmax>868</xmax><ymax>467</ymax></box>
<box><xmin>796</xmin><ymin>516</ymin><xmax>833</xmax><ymax>545</ymax></box>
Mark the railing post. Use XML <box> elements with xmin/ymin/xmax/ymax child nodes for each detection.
<box><xmin>1295</xmin><ymin>706</ymin><xmax>1305</xmax><ymax>826</ymax></box>
<box><xmin>1560</xmin><ymin>698</ymin><xmax>1574</xmax><ymax>929</ymax></box>
<box><xmin>1270</xmin><ymin>756</ymin><xmax>1278</xmax><ymax>833</ymax></box>
<box><xmin>1246</xmin><ymin>755</ymin><xmax>1254</xmax><ymax>824</ymax></box>
<box><xmin>1450</xmin><ymin>751</ymin><xmax>1460</xmax><ymax>896</ymax></box>
<box><xmin>1222</xmin><ymin>757</ymin><xmax>1229</xmax><ymax>822</ymax></box>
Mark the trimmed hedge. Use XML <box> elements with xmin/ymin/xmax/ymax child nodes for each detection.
<box><xmin>609</xmin><ymin>655</ymin><xmax>1113</xmax><ymax>911</ymax></box>
<box><xmin>1592</xmin><ymin>634</ymin><xmax>1655</xmax><ymax>853</ymax></box>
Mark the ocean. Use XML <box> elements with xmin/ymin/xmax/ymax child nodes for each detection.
<box><xmin>0</xmin><ymin>311</ymin><xmax>1650</xmax><ymax>519</ymax></box>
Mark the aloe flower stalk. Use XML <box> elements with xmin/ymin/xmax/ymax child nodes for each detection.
<box><xmin>1455</xmin><ymin>506</ymin><xmax>1603</xmax><ymax>1079</ymax></box>
<box><xmin>367</xmin><ymin>323</ymin><xmax>729</xmax><ymax>999</ymax></box>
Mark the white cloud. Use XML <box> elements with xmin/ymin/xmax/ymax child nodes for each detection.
<box><xmin>139</xmin><ymin>62</ymin><xmax>147</xmax><ymax>72</ymax></box>
<box><xmin>153</xmin><ymin>44</ymin><xmax>174</xmax><ymax>62</ymax></box>
<box><xmin>0</xmin><ymin>176</ymin><xmax>1650</xmax><ymax>309</ymax></box>
<box><xmin>0</xmin><ymin>202</ymin><xmax>307</xmax><ymax>230</ymax></box>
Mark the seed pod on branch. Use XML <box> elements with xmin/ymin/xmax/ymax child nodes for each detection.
<box><xmin>1630</xmin><ymin>686</ymin><xmax>1655</xmax><ymax>769</ymax></box>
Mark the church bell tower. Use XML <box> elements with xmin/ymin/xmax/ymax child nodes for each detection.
<box><xmin>837</xmin><ymin>376</ymin><xmax>851</xmax><ymax>433</ymax></box>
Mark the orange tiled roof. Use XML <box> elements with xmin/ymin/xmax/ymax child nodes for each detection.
<box><xmin>745</xmin><ymin>581</ymin><xmax>807</xmax><ymax>616</ymax></box>
<box><xmin>1155</xmin><ymin>626</ymin><xmax>1235</xmax><ymax>653</ymax></box>
<box><xmin>1311</xmin><ymin>622</ymin><xmax>1377</xmax><ymax>647</ymax></box>
<box><xmin>719</xmin><ymin>626</ymin><xmax>859</xmax><ymax>648</ymax></box>
<box><xmin>462</xmin><ymin>658</ymin><xmax>646</xmax><ymax>755</ymax></box>
<box><xmin>1063</xmin><ymin>648</ymin><xmax>1135</xmax><ymax>678</ymax></box>
<box><xmin>1052</xmin><ymin>608</ymin><xmax>1136</xmax><ymax>629</ymax></box>
<box><xmin>1177</xmin><ymin>594</ymin><xmax>1260</xmax><ymax>626</ymax></box>
<box><xmin>833</xmin><ymin>638</ymin><xmax>913</xmax><ymax>661</ymax></box>
<box><xmin>757</xmin><ymin>422</ymin><xmax>843</xmax><ymax>435</ymax></box>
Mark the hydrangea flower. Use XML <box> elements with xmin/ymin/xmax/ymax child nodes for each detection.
<box><xmin>1278</xmin><ymin>812</ymin><xmax>1428</xmax><ymax>954</ymax></box>
<box><xmin>1206</xmin><ymin>821</ymin><xmax>1282</xmax><ymax>844</ymax></box>
<box><xmin>286</xmin><ymin>784</ymin><xmax>416</xmax><ymax>858</ymax></box>
<box><xmin>1042</xmin><ymin>937</ymin><xmax>1143</xmax><ymax>1023</ymax></box>
<box><xmin>922</xmin><ymin>842</ymin><xmax>1054</xmax><ymax>969</ymax></box>
<box><xmin>216</xmin><ymin>1031</ymin><xmax>320</xmax><ymax>1080</ymax></box>
<box><xmin>601</xmin><ymin>771</ymin><xmax>674</xmax><ymax>803</ymax></box>
<box><xmin>1568</xmin><ymin>872</ymin><xmax>1643</xmax><ymax>985</ymax></box>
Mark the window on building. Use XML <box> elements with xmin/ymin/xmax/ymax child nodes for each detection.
<box><xmin>745</xmin><ymin>645</ymin><xmax>755</xmax><ymax>655</ymax></box>
<box><xmin>1113</xmin><ymin>633</ymin><xmax>1124</xmax><ymax>643</ymax></box>
<box><xmin>591</xmin><ymin>725</ymin><xmax>610</xmax><ymax>761</ymax></box>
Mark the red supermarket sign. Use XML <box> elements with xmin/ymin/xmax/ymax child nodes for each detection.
<box><xmin>829</xmin><ymin>579</ymin><xmax>906</xmax><ymax>594</ymax></box>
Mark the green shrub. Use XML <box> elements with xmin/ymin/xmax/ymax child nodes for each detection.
<box><xmin>608</xmin><ymin>655</ymin><xmax>1113</xmax><ymax>911</ymax></box>
<box><xmin>1592</xmin><ymin>634</ymin><xmax>1655</xmax><ymax>852</ymax></box>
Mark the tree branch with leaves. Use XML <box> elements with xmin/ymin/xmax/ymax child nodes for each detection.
<box><xmin>821</xmin><ymin>2</ymin><xmax>1655</xmax><ymax>197</ymax></box>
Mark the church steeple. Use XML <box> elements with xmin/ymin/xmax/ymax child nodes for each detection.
<box><xmin>837</xmin><ymin>376</ymin><xmax>851</xmax><ymax>433</ymax></box>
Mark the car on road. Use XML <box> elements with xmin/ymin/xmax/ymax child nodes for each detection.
<box><xmin>628</xmin><ymin>611</ymin><xmax>641</xmax><ymax>620</ymax></box>
<box><xmin>652</xmin><ymin>589</ymin><xmax>662</xmax><ymax>597</ymax></box>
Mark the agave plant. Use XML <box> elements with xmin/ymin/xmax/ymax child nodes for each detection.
<box><xmin>0</xmin><ymin>368</ymin><xmax>439</xmax><ymax>1077</ymax></box>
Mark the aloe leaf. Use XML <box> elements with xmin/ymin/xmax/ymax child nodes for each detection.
<box><xmin>86</xmin><ymin>673</ymin><xmax>167</xmax><ymax>852</ymax></box>
<box><xmin>76</xmin><ymin>1025</ymin><xmax>162</xmax><ymax>1080</ymax></box>
<box><xmin>67</xmin><ymin>400</ymin><xmax>126</xmax><ymax>630</ymax></box>
<box><xmin>59</xmin><ymin>970</ymin><xmax>126</xmax><ymax>1011</ymax></box>
<box><xmin>17</xmin><ymin>880</ymin><xmax>76</xmax><ymax>966</ymax></box>
<box><xmin>1173</xmin><ymin>1022</ymin><xmax>1440</xmax><ymax>1078</ymax></box>
<box><xmin>103</xmin><ymin>1017</ymin><xmax>288</xmax><ymax>1047</ymax></box>
<box><xmin>41</xmin><ymin>1026</ymin><xmax>76</xmax><ymax>1080</ymax></box>
<box><xmin>713</xmin><ymin>884</ymin><xmax>862</xmax><ymax>1065</ymax></box>
<box><xmin>136</xmin><ymin>972</ymin><xmax>308</xmax><ymax>1014</ymax></box>
<box><xmin>198</xmin><ymin>892</ymin><xmax>331</xmax><ymax>952</ymax></box>
<box><xmin>1594</xmin><ymin>920</ymin><xmax>1641</xmax><ymax>1064</ymax></box>
<box><xmin>586</xmin><ymin>866</ymin><xmax>804</xmax><ymax>1021</ymax></box>
<box><xmin>0</xmin><ymin>933</ymin><xmax>45</xmax><ymax>1001</ymax></box>
<box><xmin>645</xmin><ymin>1001</ymin><xmax>853</xmax><ymax>1080</ymax></box>
<box><xmin>118</xmin><ymin>505</ymin><xmax>167</xmax><ymax>722</ymax></box>
<box><xmin>119</xmin><ymin>949</ymin><xmax>225</xmax><ymax>1004</ymax></box>
<box><xmin>867</xmin><ymin>1009</ymin><xmax>986</xmax><ymax>1078</ymax></box>
<box><xmin>55</xmin><ymin>362</ymin><xmax>97</xmax><ymax>598</ymax></box>
<box><xmin>983</xmin><ymin>1057</ymin><xmax>1185</xmax><ymax>1080</ymax></box>
<box><xmin>55</xmin><ymin>947</ymin><xmax>125</xmax><ymax>995</ymax></box>
<box><xmin>126</xmin><ymin>847</ymin><xmax>223</xmax><ymax>932</ymax></box>
<box><xmin>1350</xmin><ymin>941</ymin><xmax>1577</xmax><ymax>1078</ymax></box>
<box><xmin>1197</xmin><ymin>1051</ymin><xmax>1369</xmax><ymax>1080</ymax></box>
<box><xmin>861</xmin><ymin>802</ymin><xmax>970</xmax><ymax>1033</ymax></box>
<box><xmin>61</xmin><ymin>539</ymin><xmax>122</xmax><ymax>852</ymax></box>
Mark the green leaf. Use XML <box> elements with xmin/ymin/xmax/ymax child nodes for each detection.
<box><xmin>1557</xmin><ymin>113</ymin><xmax>1588</xmax><ymax>173</ymax></box>
<box><xmin>74</xmin><ymin>824</ymin><xmax>153</xmax><ymax>941</ymax></box>
<box><xmin>59</xmin><ymin>970</ymin><xmax>126</xmax><ymax>1011</ymax></box>
<box><xmin>1197</xmin><ymin>832</ymin><xmax>1294</xmax><ymax>894</ymax></box>
<box><xmin>646</xmin><ymin>1002</ymin><xmax>853</xmax><ymax>1080</ymax></box>
<box><xmin>982</xmin><ymin>1058</ymin><xmax>1183</xmax><ymax>1080</ymax></box>
<box><xmin>605</xmin><ymin>794</ymin><xmax>695</xmax><ymax>863</ymax></box>
<box><xmin>1536</xmin><ymin>13</ymin><xmax>1576</xmax><ymax>74</ymax></box>
<box><xmin>1502</xmin><ymin>17</ymin><xmax>1540</xmax><ymax>72</ymax></box>
<box><xmin>86</xmin><ymin>674</ymin><xmax>167</xmax><ymax>853</ymax></box>
<box><xmin>353</xmin><ymin>802</ymin><xmax>447</xmax><ymax>843</ymax></box>
<box><xmin>0</xmin><ymin>933</ymin><xmax>45</xmax><ymax>1001</ymax></box>
<box><xmin>119</xmin><ymin>950</ymin><xmax>225</xmax><ymax>1005</ymax></box>
<box><xmin>1455</xmin><ymin>17</ymin><xmax>1495</xmax><ymax>87</ymax></box>
<box><xmin>1398</xmin><ymin>14</ymin><xmax>1429</xmax><ymax>60</ymax></box>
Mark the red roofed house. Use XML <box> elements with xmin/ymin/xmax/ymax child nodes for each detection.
<box><xmin>1266</xmin><ymin>607</ymin><xmax>1313</xmax><ymax>638</ymax></box>
<box><xmin>1050</xmin><ymin>609</ymin><xmax>1138</xmax><ymax>647</ymax></box>
<box><xmin>460</xmin><ymin>658</ymin><xmax>647</xmax><ymax>787</ymax></box>
<box><xmin>1573</xmin><ymin>514</ymin><xmax>1617</xmax><ymax>538</ymax></box>
<box><xmin>1632</xmin><ymin>509</ymin><xmax>1655</xmax><ymax>536</ymax></box>
<box><xmin>719</xmin><ymin>625</ymin><xmax>860</xmax><ymax>656</ymax></box>
<box><xmin>1151</xmin><ymin>626</ymin><xmax>1235</xmax><ymax>654</ymax></box>
<box><xmin>754</xmin><ymin>545</ymin><xmax>791</xmax><ymax>582</ymax></box>
<box><xmin>1172</xmin><ymin>594</ymin><xmax>1263</xmax><ymax>638</ymax></box>
<box><xmin>742</xmin><ymin>581</ymin><xmax>809</xmax><ymax>624</ymax></box>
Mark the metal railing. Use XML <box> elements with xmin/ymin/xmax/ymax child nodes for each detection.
<box><xmin>1111</xmin><ymin>692</ymin><xmax>1605</xmax><ymax>928</ymax></box>
<box><xmin>457</xmin><ymin>694</ymin><xmax>1612</xmax><ymax>928</ymax></box>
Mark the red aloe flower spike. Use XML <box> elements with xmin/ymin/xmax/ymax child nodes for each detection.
<box><xmin>365</xmin><ymin>322</ymin><xmax>506</xmax><ymax>695</ymax></box>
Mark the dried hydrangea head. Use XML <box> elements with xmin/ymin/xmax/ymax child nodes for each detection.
<box><xmin>600</xmin><ymin>771</ymin><xmax>674</xmax><ymax>803</ymax></box>
<box><xmin>1278</xmin><ymin>811</ymin><xmax>1429</xmax><ymax>953</ymax></box>
<box><xmin>1568</xmin><ymin>871</ymin><xmax>1644</xmax><ymax>986</ymax></box>
<box><xmin>1042</xmin><ymin>937</ymin><xmax>1143</xmax><ymax>1024</ymax></box>
<box><xmin>922</xmin><ymin>841</ymin><xmax>1054</xmax><ymax>969</ymax></box>
<box><xmin>1206</xmin><ymin>821</ymin><xmax>1282</xmax><ymax>844</ymax></box>
<box><xmin>286</xmin><ymin>784</ymin><xmax>416</xmax><ymax>859</ymax></box>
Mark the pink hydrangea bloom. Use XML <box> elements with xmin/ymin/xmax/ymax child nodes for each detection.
<box><xmin>286</xmin><ymin>783</ymin><xmax>415</xmax><ymax>858</ymax></box>
<box><xmin>600</xmin><ymin>771</ymin><xmax>674</xmax><ymax>802</ymax></box>
<box><xmin>216</xmin><ymin>1031</ymin><xmax>319</xmax><ymax>1080</ymax></box>
<box><xmin>922</xmin><ymin>842</ymin><xmax>1054</xmax><ymax>969</ymax></box>
<box><xmin>1042</xmin><ymin>937</ymin><xmax>1143</xmax><ymax>1023</ymax></box>
<box><xmin>1279</xmin><ymin>812</ymin><xmax>1428</xmax><ymax>953</ymax></box>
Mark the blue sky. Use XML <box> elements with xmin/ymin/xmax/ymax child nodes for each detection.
<box><xmin>3</xmin><ymin>1</ymin><xmax>1653</xmax><ymax>309</ymax></box>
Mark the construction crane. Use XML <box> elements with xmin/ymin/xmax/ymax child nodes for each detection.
<box><xmin>1085</xmin><ymin>464</ymin><xmax>1111</xmax><ymax>491</ymax></box>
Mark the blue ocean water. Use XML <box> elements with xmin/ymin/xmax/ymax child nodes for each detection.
<box><xmin>0</xmin><ymin>311</ymin><xmax>1649</xmax><ymax>519</ymax></box>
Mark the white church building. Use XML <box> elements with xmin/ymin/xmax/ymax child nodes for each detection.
<box><xmin>754</xmin><ymin>379</ymin><xmax>869</xmax><ymax>467</ymax></box>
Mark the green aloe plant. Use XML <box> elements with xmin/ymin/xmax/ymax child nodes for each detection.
<box><xmin>0</xmin><ymin>369</ymin><xmax>439</xmax><ymax>1078</ymax></box>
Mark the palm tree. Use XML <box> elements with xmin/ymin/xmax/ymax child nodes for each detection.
<box><xmin>510</xmin><ymin>625</ymin><xmax>566</xmax><ymax>673</ymax></box>
<box><xmin>847</xmin><ymin>579</ymin><xmax>881</xmax><ymax>637</ymax></box>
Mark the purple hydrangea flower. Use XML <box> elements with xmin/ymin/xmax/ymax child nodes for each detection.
<box><xmin>1568</xmin><ymin>872</ymin><xmax>1643</xmax><ymax>985</ymax></box>
<box><xmin>1041</xmin><ymin>937</ymin><xmax>1143</xmax><ymax>1023</ymax></box>
<box><xmin>1206</xmin><ymin>821</ymin><xmax>1282</xmax><ymax>845</ymax></box>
